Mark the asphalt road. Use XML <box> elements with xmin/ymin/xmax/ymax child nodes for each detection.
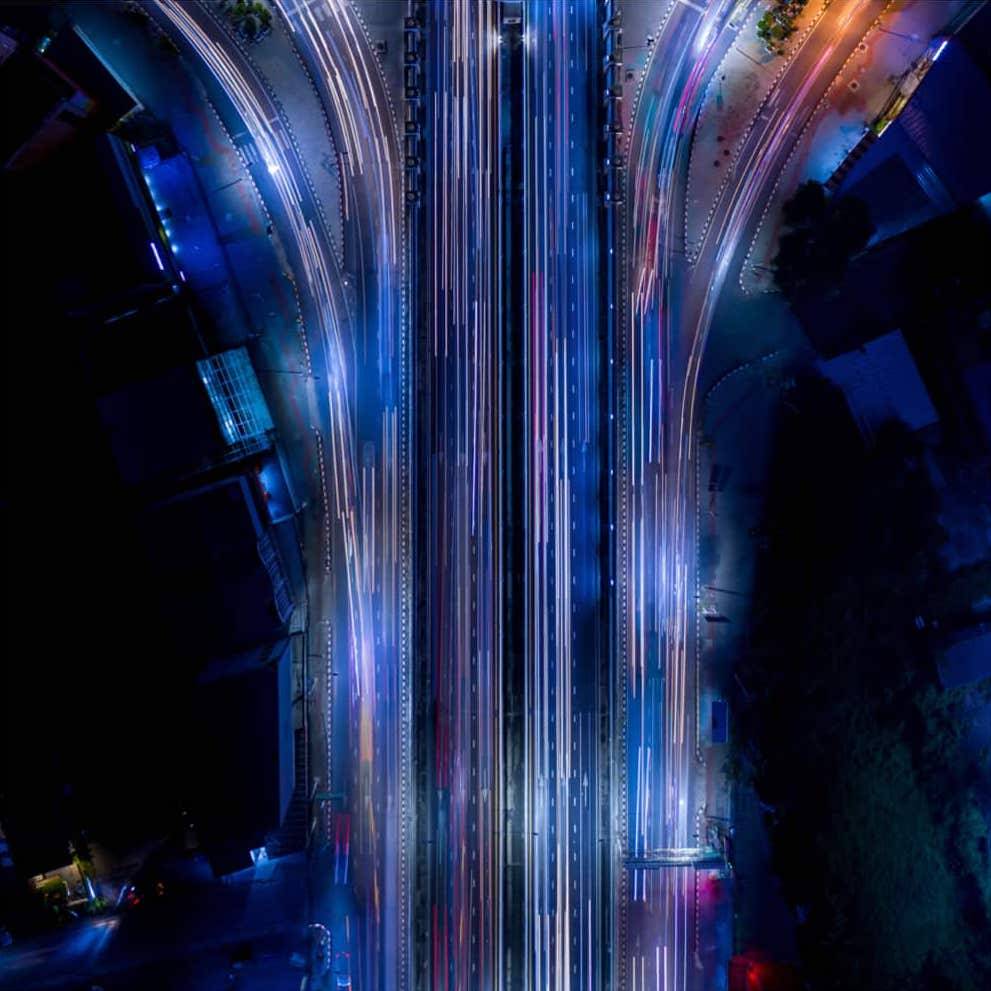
<box><xmin>519</xmin><ymin>2</ymin><xmax>609</xmax><ymax>988</ymax></box>
<box><xmin>621</xmin><ymin>1</ymin><xmax>888</xmax><ymax>988</ymax></box>
<box><xmin>412</xmin><ymin>3</ymin><xmax>503</xmax><ymax>988</ymax></box>
<box><xmin>68</xmin><ymin>3</ymin><xmax>890</xmax><ymax>990</ymax></box>
<box><xmin>269</xmin><ymin>5</ymin><xmax>410</xmax><ymax>990</ymax></box>
<box><xmin>149</xmin><ymin>3</ymin><xmax>409</xmax><ymax>990</ymax></box>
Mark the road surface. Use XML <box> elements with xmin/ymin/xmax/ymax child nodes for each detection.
<box><xmin>519</xmin><ymin>2</ymin><xmax>610</xmax><ymax>988</ymax></box>
<box><xmin>151</xmin><ymin>3</ymin><xmax>409</xmax><ymax>990</ymax></box>
<box><xmin>412</xmin><ymin>2</ymin><xmax>502</xmax><ymax>988</ymax></box>
<box><xmin>620</xmin><ymin>0</ymin><xmax>886</xmax><ymax>988</ymax></box>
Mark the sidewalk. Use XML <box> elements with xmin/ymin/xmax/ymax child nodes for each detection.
<box><xmin>684</xmin><ymin>0</ymin><xmax>826</xmax><ymax>256</ymax></box>
<box><xmin>621</xmin><ymin>0</ymin><xmax>678</xmax><ymax>110</ymax></box>
<box><xmin>696</xmin><ymin>351</ymin><xmax>791</xmax><ymax>794</ymax></box>
<box><xmin>205</xmin><ymin>1</ymin><xmax>345</xmax><ymax>263</ymax></box>
<box><xmin>350</xmin><ymin>0</ymin><xmax>405</xmax><ymax>119</ymax></box>
<box><xmin>740</xmin><ymin>0</ymin><xmax>968</xmax><ymax>292</ymax></box>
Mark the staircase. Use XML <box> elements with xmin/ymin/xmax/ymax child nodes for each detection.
<box><xmin>265</xmin><ymin>727</ymin><xmax>309</xmax><ymax>857</ymax></box>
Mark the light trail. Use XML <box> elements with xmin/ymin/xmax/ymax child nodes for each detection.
<box><xmin>520</xmin><ymin>3</ymin><xmax>605</xmax><ymax>986</ymax></box>
<box><xmin>621</xmin><ymin>0</ymin><xmax>733</xmax><ymax>979</ymax></box>
<box><xmin>418</xmin><ymin>2</ymin><xmax>501</xmax><ymax>987</ymax></box>
<box><xmin>621</xmin><ymin>1</ymin><xmax>887</xmax><ymax>988</ymax></box>
<box><xmin>154</xmin><ymin>3</ymin><xmax>408</xmax><ymax>989</ymax></box>
<box><xmin>152</xmin><ymin>1</ymin><xmax>887</xmax><ymax>988</ymax></box>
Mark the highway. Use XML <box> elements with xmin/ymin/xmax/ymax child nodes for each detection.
<box><xmin>144</xmin><ymin>0</ymin><xmax>891</xmax><ymax>988</ymax></box>
<box><xmin>268</xmin><ymin>5</ymin><xmax>410</xmax><ymax>989</ymax></box>
<box><xmin>518</xmin><ymin>2</ymin><xmax>609</xmax><ymax>989</ymax></box>
<box><xmin>621</xmin><ymin>0</ymin><xmax>888</xmax><ymax>989</ymax></box>
<box><xmin>620</xmin><ymin>3</ymin><xmax>736</xmax><ymax>988</ymax></box>
<box><xmin>150</xmin><ymin>3</ymin><xmax>408</xmax><ymax>990</ymax></box>
<box><xmin>412</xmin><ymin>2</ymin><xmax>502</xmax><ymax>988</ymax></box>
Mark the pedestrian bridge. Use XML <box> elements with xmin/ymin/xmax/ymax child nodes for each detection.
<box><xmin>623</xmin><ymin>847</ymin><xmax>724</xmax><ymax>870</ymax></box>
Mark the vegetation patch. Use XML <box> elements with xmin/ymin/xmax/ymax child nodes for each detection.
<box><xmin>757</xmin><ymin>0</ymin><xmax>810</xmax><ymax>56</ymax></box>
<box><xmin>218</xmin><ymin>0</ymin><xmax>273</xmax><ymax>43</ymax></box>
<box><xmin>731</xmin><ymin>379</ymin><xmax>991</xmax><ymax>990</ymax></box>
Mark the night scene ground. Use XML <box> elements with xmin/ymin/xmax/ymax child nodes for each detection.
<box><xmin>1</xmin><ymin>1</ymin><xmax>990</xmax><ymax>990</ymax></box>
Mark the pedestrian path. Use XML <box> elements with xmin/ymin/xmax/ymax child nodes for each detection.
<box><xmin>695</xmin><ymin>349</ymin><xmax>796</xmax><ymax>832</ymax></box>
<box><xmin>205</xmin><ymin>0</ymin><xmax>346</xmax><ymax>264</ymax></box>
<box><xmin>688</xmin><ymin>343</ymin><xmax>811</xmax><ymax>991</ymax></box>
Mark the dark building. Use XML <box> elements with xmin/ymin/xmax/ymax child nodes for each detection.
<box><xmin>832</xmin><ymin>5</ymin><xmax>991</xmax><ymax>244</ymax></box>
<box><xmin>1</xmin><ymin>128</ymin><xmax>177</xmax><ymax>336</ymax></box>
<box><xmin>141</xmin><ymin>473</ymin><xmax>294</xmax><ymax>658</ymax></box>
<box><xmin>2</xmin><ymin>67</ymin><xmax>304</xmax><ymax>885</ymax></box>
<box><xmin>792</xmin><ymin>196</ymin><xmax>991</xmax><ymax>566</ymax></box>
<box><xmin>817</xmin><ymin>329</ymin><xmax>939</xmax><ymax>443</ymax></box>
<box><xmin>192</xmin><ymin>639</ymin><xmax>295</xmax><ymax>876</ymax></box>
<box><xmin>0</xmin><ymin>21</ymin><xmax>140</xmax><ymax>171</ymax></box>
<box><xmin>794</xmin><ymin>206</ymin><xmax>991</xmax><ymax>449</ymax></box>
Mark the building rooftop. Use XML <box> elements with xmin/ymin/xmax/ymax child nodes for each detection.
<box><xmin>193</xmin><ymin>638</ymin><xmax>295</xmax><ymax>876</ymax></box>
<box><xmin>817</xmin><ymin>329</ymin><xmax>939</xmax><ymax>441</ymax></box>
<box><xmin>141</xmin><ymin>474</ymin><xmax>289</xmax><ymax>656</ymax></box>
<box><xmin>838</xmin><ymin>8</ymin><xmax>991</xmax><ymax>242</ymax></box>
<box><xmin>97</xmin><ymin>363</ymin><xmax>224</xmax><ymax>488</ymax></box>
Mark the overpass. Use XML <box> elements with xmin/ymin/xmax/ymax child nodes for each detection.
<box><xmin>623</xmin><ymin>847</ymin><xmax>725</xmax><ymax>871</ymax></box>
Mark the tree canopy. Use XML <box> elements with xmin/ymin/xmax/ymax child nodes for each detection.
<box><xmin>773</xmin><ymin>181</ymin><xmax>874</xmax><ymax>301</ymax></box>
<box><xmin>734</xmin><ymin>378</ymin><xmax>991</xmax><ymax>990</ymax></box>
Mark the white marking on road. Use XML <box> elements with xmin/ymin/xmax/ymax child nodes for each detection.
<box><xmin>678</xmin><ymin>0</ymin><xmax>707</xmax><ymax>13</ymax></box>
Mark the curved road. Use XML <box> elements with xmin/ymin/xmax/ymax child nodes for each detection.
<box><xmin>151</xmin><ymin>3</ymin><xmax>408</xmax><ymax>990</ymax></box>
<box><xmin>621</xmin><ymin>1</ymin><xmax>887</xmax><ymax>988</ymax></box>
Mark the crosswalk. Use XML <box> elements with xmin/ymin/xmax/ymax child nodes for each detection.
<box><xmin>231</xmin><ymin>125</ymin><xmax>291</xmax><ymax>169</ymax></box>
<box><xmin>238</xmin><ymin>137</ymin><xmax>260</xmax><ymax>165</ymax></box>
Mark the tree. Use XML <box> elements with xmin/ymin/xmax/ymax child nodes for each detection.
<box><xmin>735</xmin><ymin>392</ymin><xmax>991</xmax><ymax>990</ymax></box>
<box><xmin>757</xmin><ymin>0</ymin><xmax>808</xmax><ymax>52</ymax></box>
<box><xmin>220</xmin><ymin>0</ymin><xmax>272</xmax><ymax>43</ymax></box>
<box><xmin>773</xmin><ymin>181</ymin><xmax>873</xmax><ymax>299</ymax></box>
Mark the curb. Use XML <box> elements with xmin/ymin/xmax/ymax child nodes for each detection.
<box><xmin>739</xmin><ymin>1</ymin><xmax>896</xmax><ymax>294</ymax></box>
<box><xmin>684</xmin><ymin>0</ymin><xmax>830</xmax><ymax>265</ymax></box>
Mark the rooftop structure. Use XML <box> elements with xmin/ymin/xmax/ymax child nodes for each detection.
<box><xmin>0</xmin><ymin>24</ymin><xmax>140</xmax><ymax>170</ymax></box>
